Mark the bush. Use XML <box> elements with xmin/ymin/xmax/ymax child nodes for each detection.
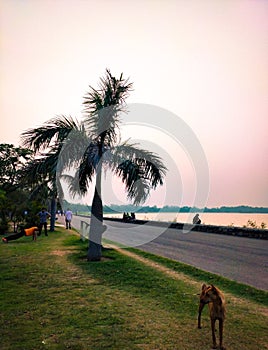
<box><xmin>0</xmin><ymin>220</ymin><xmax>8</xmax><ymax>235</ymax></box>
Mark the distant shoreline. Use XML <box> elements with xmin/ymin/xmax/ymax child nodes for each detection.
<box><xmin>108</xmin><ymin>207</ymin><xmax>268</xmax><ymax>214</ymax></box>
<box><xmin>65</xmin><ymin>201</ymin><xmax>268</xmax><ymax>214</ymax></box>
<box><xmin>104</xmin><ymin>205</ymin><xmax>268</xmax><ymax>214</ymax></box>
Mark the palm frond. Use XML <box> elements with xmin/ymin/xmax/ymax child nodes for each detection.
<box><xmin>21</xmin><ymin>157</ymin><xmax>48</xmax><ymax>184</ymax></box>
<box><xmin>60</xmin><ymin>174</ymin><xmax>82</xmax><ymax>199</ymax></box>
<box><xmin>76</xmin><ymin>142</ymin><xmax>100</xmax><ymax>193</ymax></box>
<box><xmin>111</xmin><ymin>141</ymin><xmax>167</xmax><ymax>204</ymax></box>
<box><xmin>56</xmin><ymin>124</ymin><xmax>89</xmax><ymax>173</ymax></box>
<box><xmin>60</xmin><ymin>142</ymin><xmax>98</xmax><ymax>197</ymax></box>
<box><xmin>22</xmin><ymin>149</ymin><xmax>61</xmax><ymax>187</ymax></box>
<box><xmin>21</xmin><ymin>115</ymin><xmax>81</xmax><ymax>152</ymax></box>
<box><xmin>83</xmin><ymin>69</ymin><xmax>133</xmax><ymax>146</ymax></box>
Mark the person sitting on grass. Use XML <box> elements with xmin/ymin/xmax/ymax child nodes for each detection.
<box><xmin>2</xmin><ymin>225</ymin><xmax>39</xmax><ymax>243</ymax></box>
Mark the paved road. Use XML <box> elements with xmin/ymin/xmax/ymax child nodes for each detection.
<box><xmin>139</xmin><ymin>227</ymin><xmax>268</xmax><ymax>291</ymax></box>
<box><xmin>72</xmin><ymin>216</ymin><xmax>268</xmax><ymax>291</ymax></box>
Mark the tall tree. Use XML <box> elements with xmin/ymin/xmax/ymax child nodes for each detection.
<box><xmin>21</xmin><ymin>70</ymin><xmax>167</xmax><ymax>260</ymax></box>
<box><xmin>0</xmin><ymin>144</ymin><xmax>33</xmax><ymax>232</ymax></box>
<box><xmin>21</xmin><ymin>117</ymin><xmax>83</xmax><ymax>231</ymax></box>
<box><xmin>0</xmin><ymin>143</ymin><xmax>33</xmax><ymax>191</ymax></box>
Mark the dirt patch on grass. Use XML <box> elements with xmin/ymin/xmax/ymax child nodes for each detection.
<box><xmin>51</xmin><ymin>247</ymin><xmax>100</xmax><ymax>284</ymax></box>
<box><xmin>51</xmin><ymin>249</ymin><xmax>72</xmax><ymax>257</ymax></box>
<box><xmin>107</xmin><ymin>244</ymin><xmax>201</xmax><ymax>287</ymax></box>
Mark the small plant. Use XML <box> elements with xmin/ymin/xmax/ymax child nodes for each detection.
<box><xmin>246</xmin><ymin>219</ymin><xmax>257</xmax><ymax>228</ymax></box>
<box><xmin>260</xmin><ymin>222</ymin><xmax>267</xmax><ymax>229</ymax></box>
<box><xmin>245</xmin><ymin>220</ymin><xmax>267</xmax><ymax>230</ymax></box>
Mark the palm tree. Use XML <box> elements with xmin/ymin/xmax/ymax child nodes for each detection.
<box><xmin>21</xmin><ymin>70</ymin><xmax>167</xmax><ymax>261</ymax></box>
<box><xmin>21</xmin><ymin>116</ymin><xmax>83</xmax><ymax>231</ymax></box>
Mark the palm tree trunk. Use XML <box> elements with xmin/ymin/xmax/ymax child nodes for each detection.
<box><xmin>49</xmin><ymin>196</ymin><xmax>56</xmax><ymax>232</ymax></box>
<box><xmin>87</xmin><ymin>168</ymin><xmax>104</xmax><ymax>261</ymax></box>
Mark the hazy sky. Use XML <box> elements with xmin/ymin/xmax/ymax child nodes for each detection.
<box><xmin>1</xmin><ymin>0</ymin><xmax>267</xmax><ymax>208</ymax></box>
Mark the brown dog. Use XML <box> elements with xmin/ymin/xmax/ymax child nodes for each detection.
<box><xmin>198</xmin><ymin>284</ymin><xmax>226</xmax><ymax>350</ymax></box>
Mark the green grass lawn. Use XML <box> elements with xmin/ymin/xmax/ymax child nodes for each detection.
<box><xmin>0</xmin><ymin>227</ymin><xmax>267</xmax><ymax>350</ymax></box>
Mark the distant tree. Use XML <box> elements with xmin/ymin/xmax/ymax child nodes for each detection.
<box><xmin>0</xmin><ymin>189</ymin><xmax>5</xmax><ymax>202</ymax></box>
<box><xmin>0</xmin><ymin>143</ymin><xmax>33</xmax><ymax>191</ymax></box>
<box><xmin>0</xmin><ymin>144</ymin><xmax>33</xmax><ymax>232</ymax></box>
<box><xmin>0</xmin><ymin>189</ymin><xmax>8</xmax><ymax>234</ymax></box>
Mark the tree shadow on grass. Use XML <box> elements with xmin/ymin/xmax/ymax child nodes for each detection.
<box><xmin>66</xmin><ymin>243</ymin><xmax>199</xmax><ymax>318</ymax></box>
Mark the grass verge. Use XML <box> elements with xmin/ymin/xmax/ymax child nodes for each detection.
<box><xmin>0</xmin><ymin>227</ymin><xmax>267</xmax><ymax>350</ymax></box>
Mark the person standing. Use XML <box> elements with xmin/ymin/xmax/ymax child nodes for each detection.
<box><xmin>65</xmin><ymin>208</ymin><xmax>73</xmax><ymax>229</ymax></box>
<box><xmin>37</xmin><ymin>208</ymin><xmax>51</xmax><ymax>236</ymax></box>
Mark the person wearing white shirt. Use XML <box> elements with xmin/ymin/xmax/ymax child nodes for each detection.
<box><xmin>65</xmin><ymin>209</ymin><xmax>73</xmax><ymax>229</ymax></box>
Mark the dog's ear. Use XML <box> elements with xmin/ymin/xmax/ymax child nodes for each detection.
<box><xmin>201</xmin><ymin>283</ymin><xmax>207</xmax><ymax>290</ymax></box>
<box><xmin>211</xmin><ymin>285</ymin><xmax>218</xmax><ymax>294</ymax></box>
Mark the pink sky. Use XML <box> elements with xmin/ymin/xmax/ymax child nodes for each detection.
<box><xmin>0</xmin><ymin>0</ymin><xmax>267</xmax><ymax>207</ymax></box>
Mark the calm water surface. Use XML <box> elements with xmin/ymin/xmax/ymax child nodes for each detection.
<box><xmin>104</xmin><ymin>212</ymin><xmax>268</xmax><ymax>228</ymax></box>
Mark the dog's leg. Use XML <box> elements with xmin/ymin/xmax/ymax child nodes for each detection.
<box><xmin>211</xmin><ymin>318</ymin><xmax>217</xmax><ymax>349</ymax></box>
<box><xmin>198</xmin><ymin>302</ymin><xmax>205</xmax><ymax>328</ymax></box>
<box><xmin>219</xmin><ymin>318</ymin><xmax>225</xmax><ymax>350</ymax></box>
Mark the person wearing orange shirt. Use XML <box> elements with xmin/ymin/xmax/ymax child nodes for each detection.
<box><xmin>2</xmin><ymin>226</ymin><xmax>39</xmax><ymax>243</ymax></box>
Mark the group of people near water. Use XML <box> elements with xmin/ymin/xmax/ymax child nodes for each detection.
<box><xmin>122</xmin><ymin>212</ymin><xmax>201</xmax><ymax>225</ymax></box>
<box><xmin>123</xmin><ymin>212</ymin><xmax>136</xmax><ymax>222</ymax></box>
<box><xmin>2</xmin><ymin>207</ymin><xmax>73</xmax><ymax>243</ymax></box>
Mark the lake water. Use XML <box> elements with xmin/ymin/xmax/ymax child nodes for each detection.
<box><xmin>104</xmin><ymin>212</ymin><xmax>268</xmax><ymax>228</ymax></box>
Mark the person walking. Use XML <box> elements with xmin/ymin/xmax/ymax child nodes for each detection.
<box><xmin>2</xmin><ymin>225</ymin><xmax>39</xmax><ymax>243</ymax></box>
<box><xmin>65</xmin><ymin>208</ymin><xmax>73</xmax><ymax>229</ymax></box>
<box><xmin>37</xmin><ymin>208</ymin><xmax>51</xmax><ymax>236</ymax></box>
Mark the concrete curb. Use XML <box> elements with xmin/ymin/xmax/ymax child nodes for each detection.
<box><xmin>103</xmin><ymin>217</ymin><xmax>268</xmax><ymax>240</ymax></box>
